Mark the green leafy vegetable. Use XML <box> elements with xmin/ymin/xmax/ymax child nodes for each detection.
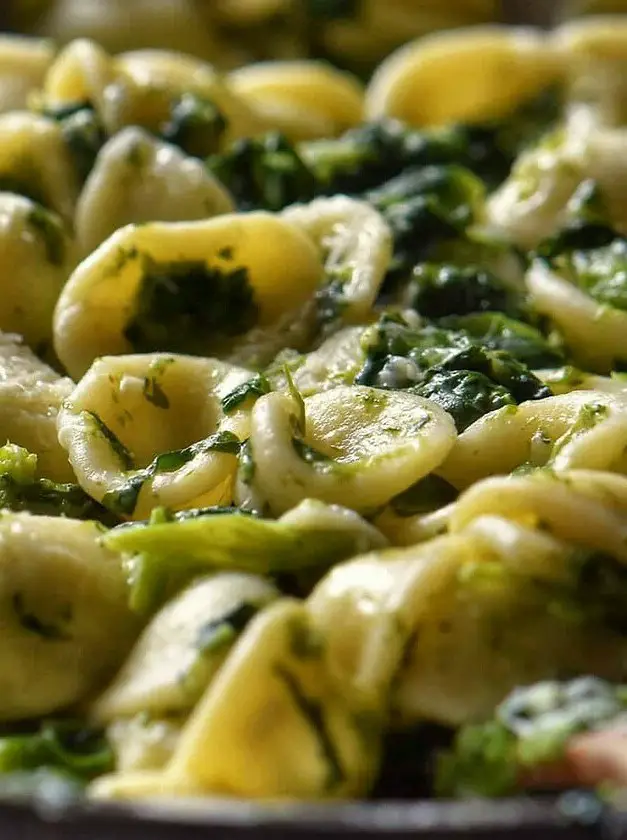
<box><xmin>0</xmin><ymin>443</ymin><xmax>117</xmax><ymax>524</ymax></box>
<box><xmin>44</xmin><ymin>101</ymin><xmax>107</xmax><ymax>184</ymax></box>
<box><xmin>105</xmin><ymin>504</ymin><xmax>383</xmax><ymax>614</ymax></box>
<box><xmin>161</xmin><ymin>92</ymin><xmax>227</xmax><ymax>158</ymax></box>
<box><xmin>124</xmin><ymin>257</ymin><xmax>258</xmax><ymax>354</ymax></box>
<box><xmin>390</xmin><ymin>474</ymin><xmax>458</xmax><ymax>518</ymax></box>
<box><xmin>208</xmin><ymin>132</ymin><xmax>317</xmax><ymax>211</ymax></box>
<box><xmin>0</xmin><ymin>720</ymin><xmax>113</xmax><ymax>783</ymax></box>
<box><xmin>406</xmin><ymin>263</ymin><xmax>521</xmax><ymax>319</ymax></box>
<box><xmin>439</xmin><ymin>312</ymin><xmax>565</xmax><ymax>369</ymax></box>
<box><xmin>436</xmin><ymin>677</ymin><xmax>627</xmax><ymax>798</ymax></box>
<box><xmin>221</xmin><ymin>373</ymin><xmax>271</xmax><ymax>414</ymax></box>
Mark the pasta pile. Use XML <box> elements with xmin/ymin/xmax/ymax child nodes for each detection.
<box><xmin>2</xmin><ymin>12</ymin><xmax>627</xmax><ymax>807</ymax></box>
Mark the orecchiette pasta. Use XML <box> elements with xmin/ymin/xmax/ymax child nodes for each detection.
<box><xmin>3</xmin><ymin>10</ymin><xmax>627</xmax><ymax>810</ymax></box>
<box><xmin>74</xmin><ymin>127</ymin><xmax>234</xmax><ymax>257</ymax></box>
<box><xmin>0</xmin><ymin>111</ymin><xmax>79</xmax><ymax>223</ymax></box>
<box><xmin>0</xmin><ymin>36</ymin><xmax>54</xmax><ymax>113</ymax></box>
<box><xmin>53</xmin><ymin>213</ymin><xmax>323</xmax><ymax>379</ymax></box>
<box><xmin>238</xmin><ymin>386</ymin><xmax>456</xmax><ymax>515</ymax></box>
<box><xmin>0</xmin><ymin>192</ymin><xmax>74</xmax><ymax>348</ymax></box>
<box><xmin>366</xmin><ymin>25</ymin><xmax>561</xmax><ymax>127</ymax></box>
<box><xmin>0</xmin><ymin>331</ymin><xmax>74</xmax><ymax>481</ymax></box>
<box><xmin>57</xmin><ymin>353</ymin><xmax>252</xmax><ymax>518</ymax></box>
<box><xmin>0</xmin><ymin>512</ymin><xmax>139</xmax><ymax>719</ymax></box>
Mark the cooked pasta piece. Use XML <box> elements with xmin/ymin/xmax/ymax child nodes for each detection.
<box><xmin>91</xmin><ymin>572</ymin><xmax>279</xmax><ymax>721</ymax></box>
<box><xmin>0</xmin><ymin>193</ymin><xmax>74</xmax><ymax>348</ymax></box>
<box><xmin>93</xmin><ymin>599</ymin><xmax>383</xmax><ymax>801</ymax></box>
<box><xmin>526</xmin><ymin>257</ymin><xmax>627</xmax><ymax>372</ymax></box>
<box><xmin>238</xmin><ymin>386</ymin><xmax>456</xmax><ymax>515</ymax></box>
<box><xmin>281</xmin><ymin>196</ymin><xmax>392</xmax><ymax>325</ymax></box>
<box><xmin>439</xmin><ymin>390</ymin><xmax>627</xmax><ymax>489</ymax></box>
<box><xmin>74</xmin><ymin>127</ymin><xmax>234</xmax><ymax>257</ymax></box>
<box><xmin>310</xmin><ymin>515</ymin><xmax>627</xmax><ymax>727</ymax></box>
<box><xmin>365</xmin><ymin>25</ymin><xmax>561</xmax><ymax>127</ymax></box>
<box><xmin>0</xmin><ymin>35</ymin><xmax>54</xmax><ymax>113</ymax></box>
<box><xmin>0</xmin><ymin>513</ymin><xmax>139</xmax><ymax>719</ymax></box>
<box><xmin>53</xmin><ymin>213</ymin><xmax>323</xmax><ymax>379</ymax></box>
<box><xmin>228</xmin><ymin>61</ymin><xmax>365</xmax><ymax>137</ymax></box>
<box><xmin>450</xmin><ymin>469</ymin><xmax>627</xmax><ymax>560</ymax></box>
<box><xmin>0</xmin><ymin>331</ymin><xmax>74</xmax><ymax>482</ymax></box>
<box><xmin>57</xmin><ymin>353</ymin><xmax>252</xmax><ymax>518</ymax></box>
<box><xmin>0</xmin><ymin>111</ymin><xmax>79</xmax><ymax>223</ymax></box>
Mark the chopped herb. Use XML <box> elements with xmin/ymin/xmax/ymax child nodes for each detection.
<box><xmin>221</xmin><ymin>374</ymin><xmax>271</xmax><ymax>413</ymax></box>
<box><xmin>87</xmin><ymin>412</ymin><xmax>134</xmax><ymax>470</ymax></box>
<box><xmin>284</xmin><ymin>365</ymin><xmax>306</xmax><ymax>437</ymax></box>
<box><xmin>142</xmin><ymin>377</ymin><xmax>170</xmax><ymax>409</ymax></box>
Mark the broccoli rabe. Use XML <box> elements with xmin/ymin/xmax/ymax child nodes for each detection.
<box><xmin>161</xmin><ymin>93</ymin><xmax>227</xmax><ymax>159</ymax></box>
<box><xmin>207</xmin><ymin>132</ymin><xmax>317</xmax><ymax>211</ymax></box>
<box><xmin>367</xmin><ymin>165</ymin><xmax>485</xmax><ymax>290</ymax></box>
<box><xmin>354</xmin><ymin>314</ymin><xmax>550</xmax><ymax>430</ymax></box>
<box><xmin>560</xmin><ymin>238</ymin><xmax>627</xmax><ymax>313</ymax></box>
<box><xmin>436</xmin><ymin>677</ymin><xmax>627</xmax><ymax>798</ymax></box>
<box><xmin>0</xmin><ymin>719</ymin><xmax>113</xmax><ymax>784</ymax></box>
<box><xmin>406</xmin><ymin>263</ymin><xmax>521</xmax><ymax>320</ymax></box>
<box><xmin>124</xmin><ymin>257</ymin><xmax>258</xmax><ymax>355</ymax></box>
<box><xmin>0</xmin><ymin>443</ymin><xmax>116</xmax><ymax>523</ymax></box>
<box><xmin>438</xmin><ymin>313</ymin><xmax>565</xmax><ymax>370</ymax></box>
<box><xmin>535</xmin><ymin>180</ymin><xmax>618</xmax><ymax>261</ymax></box>
<box><xmin>43</xmin><ymin>101</ymin><xmax>107</xmax><ymax>185</ymax></box>
<box><xmin>410</xmin><ymin>346</ymin><xmax>551</xmax><ymax>431</ymax></box>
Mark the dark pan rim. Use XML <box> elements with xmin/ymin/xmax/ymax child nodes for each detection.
<box><xmin>0</xmin><ymin>790</ymin><xmax>618</xmax><ymax>840</ymax></box>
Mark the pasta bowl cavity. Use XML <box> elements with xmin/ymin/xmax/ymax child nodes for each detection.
<box><xmin>237</xmin><ymin>385</ymin><xmax>457</xmax><ymax>516</ymax></box>
<box><xmin>53</xmin><ymin>213</ymin><xmax>324</xmax><ymax>379</ymax></box>
<box><xmin>57</xmin><ymin>353</ymin><xmax>253</xmax><ymax>519</ymax></box>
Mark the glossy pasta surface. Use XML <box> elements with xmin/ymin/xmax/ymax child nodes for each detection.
<box><xmin>3</xmin><ymin>2</ymin><xmax>627</xmax><ymax>809</ymax></box>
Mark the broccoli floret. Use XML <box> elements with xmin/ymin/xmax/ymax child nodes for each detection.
<box><xmin>43</xmin><ymin>101</ymin><xmax>107</xmax><ymax>185</ymax></box>
<box><xmin>208</xmin><ymin>132</ymin><xmax>317</xmax><ymax>211</ymax></box>
<box><xmin>436</xmin><ymin>677</ymin><xmax>627</xmax><ymax>798</ymax></box>
<box><xmin>406</xmin><ymin>263</ymin><xmax>521</xmax><ymax>320</ymax></box>
<box><xmin>124</xmin><ymin>257</ymin><xmax>258</xmax><ymax>355</ymax></box>
<box><xmin>161</xmin><ymin>92</ymin><xmax>227</xmax><ymax>158</ymax></box>
<box><xmin>0</xmin><ymin>443</ymin><xmax>116</xmax><ymax>523</ymax></box>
